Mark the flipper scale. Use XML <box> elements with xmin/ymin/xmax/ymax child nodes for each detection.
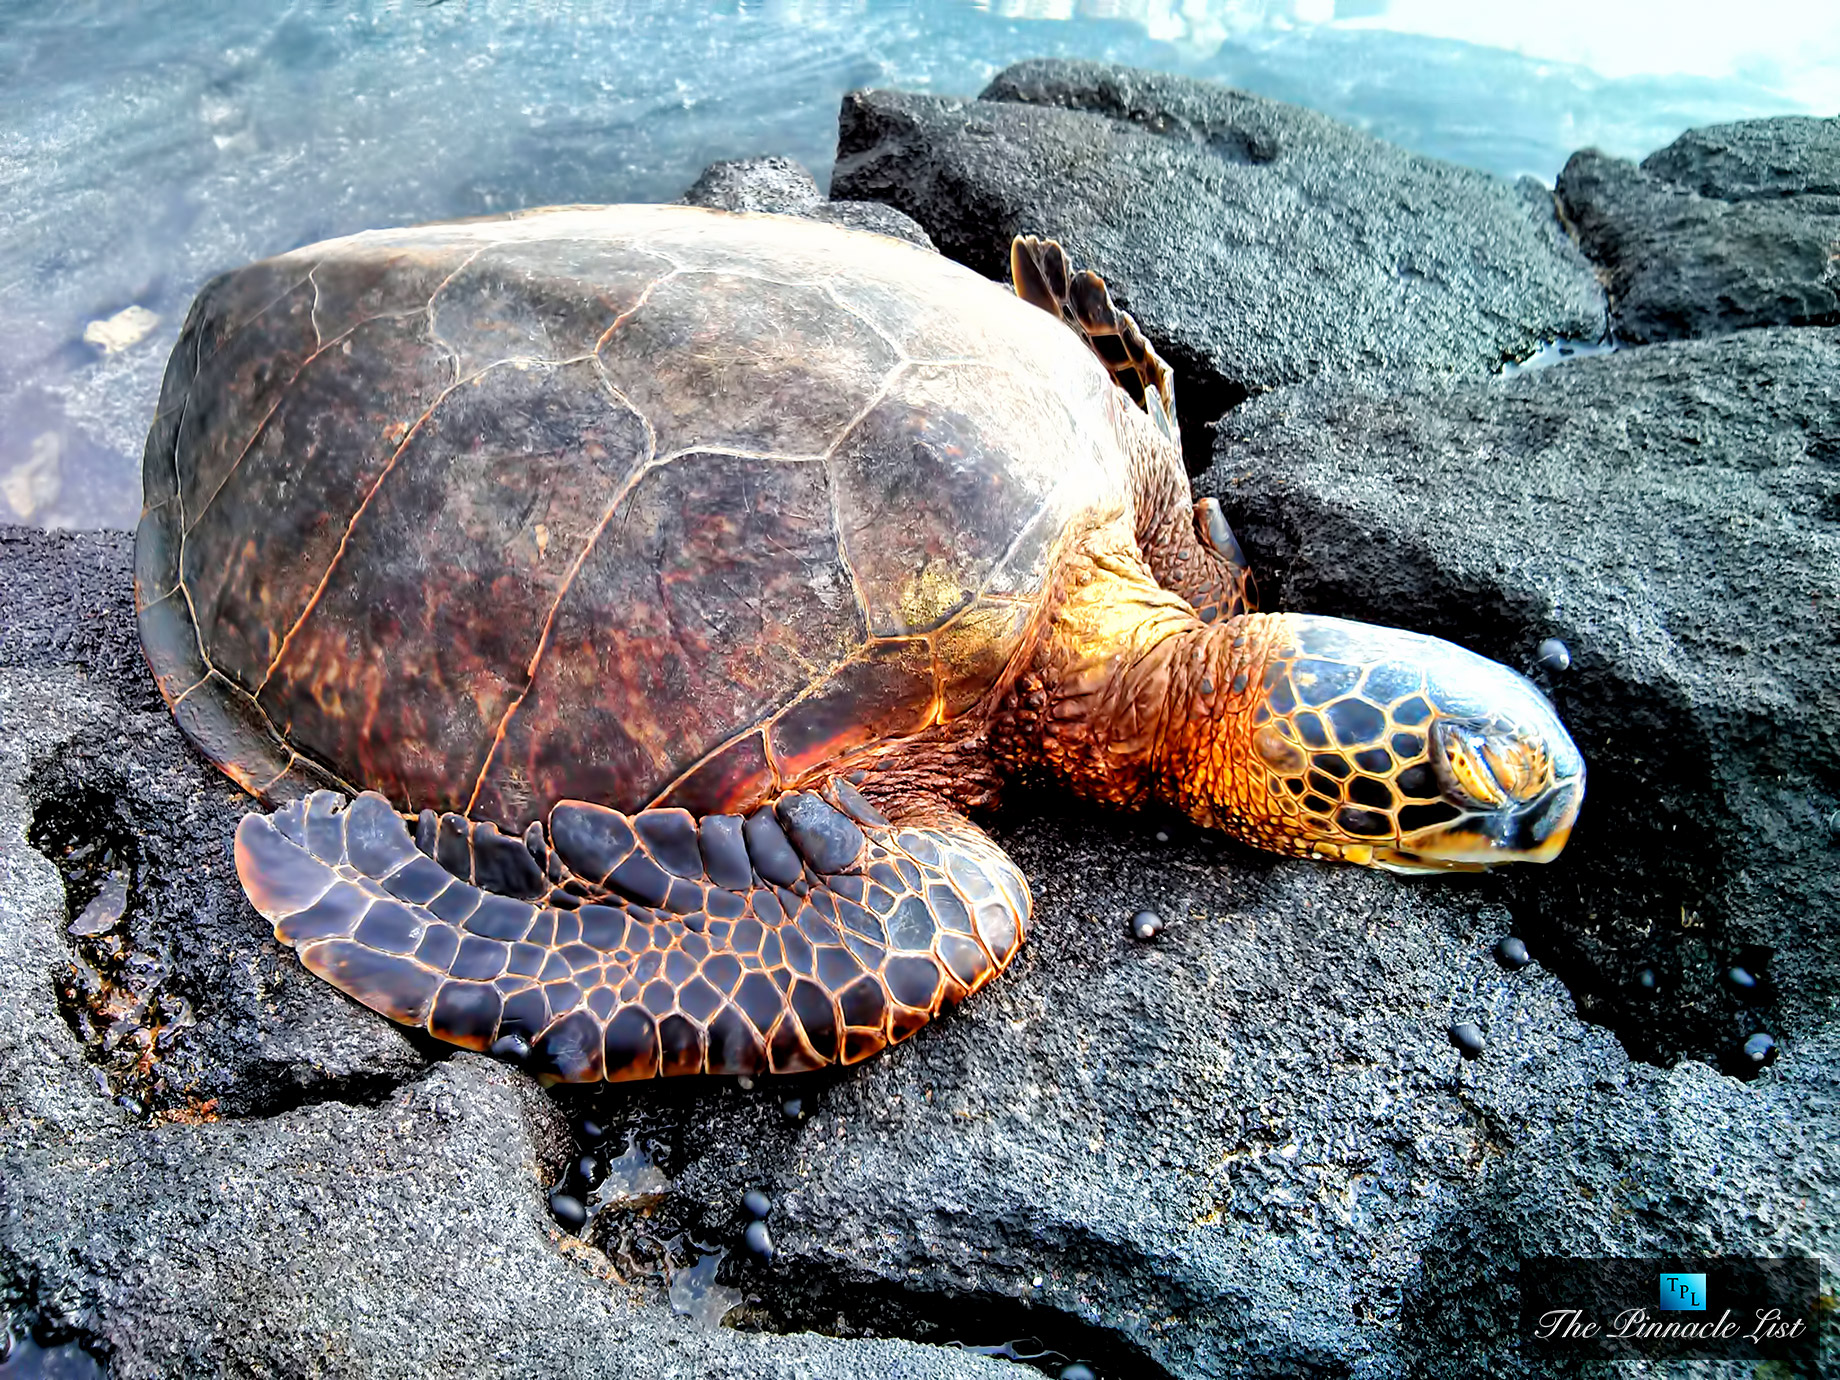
<box><xmin>234</xmin><ymin>786</ymin><xmax>1031</xmax><ymax>1082</ymax></box>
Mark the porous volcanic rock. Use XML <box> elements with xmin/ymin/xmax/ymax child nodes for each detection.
<box><xmin>1557</xmin><ymin>117</ymin><xmax>1840</xmax><ymax>344</ymax></box>
<box><xmin>681</xmin><ymin>154</ymin><xmax>935</xmax><ymax>249</ymax></box>
<box><xmin>832</xmin><ymin>59</ymin><xmax>1604</xmax><ymax>470</ymax></box>
<box><xmin>1211</xmin><ymin>326</ymin><xmax>1840</xmax><ymax>1069</ymax></box>
<box><xmin>2</xmin><ymin>521</ymin><xmax>1833</xmax><ymax>1377</ymax></box>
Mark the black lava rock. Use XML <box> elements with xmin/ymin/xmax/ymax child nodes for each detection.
<box><xmin>1557</xmin><ymin>117</ymin><xmax>1840</xmax><ymax>344</ymax></box>
<box><xmin>680</xmin><ymin>155</ymin><xmax>935</xmax><ymax>250</ymax></box>
<box><xmin>1213</xmin><ymin>327</ymin><xmax>1839</xmax><ymax>1066</ymax></box>
<box><xmin>834</xmin><ymin>59</ymin><xmax>1600</xmax><ymax>473</ymax></box>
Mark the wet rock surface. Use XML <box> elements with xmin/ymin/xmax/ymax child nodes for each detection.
<box><xmin>1557</xmin><ymin>117</ymin><xmax>1840</xmax><ymax>344</ymax></box>
<box><xmin>3</xmin><ymin>102</ymin><xmax>1837</xmax><ymax>1378</ymax></box>
<box><xmin>832</xmin><ymin>59</ymin><xmax>1604</xmax><ymax>472</ymax></box>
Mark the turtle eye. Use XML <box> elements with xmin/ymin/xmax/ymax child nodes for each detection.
<box><xmin>1431</xmin><ymin>723</ymin><xmax>1509</xmax><ymax>810</ymax></box>
<box><xmin>1480</xmin><ymin>737</ymin><xmax>1552</xmax><ymax>802</ymax></box>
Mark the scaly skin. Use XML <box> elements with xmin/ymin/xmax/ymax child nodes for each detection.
<box><xmin>991</xmin><ymin>517</ymin><xmax>1584</xmax><ymax>872</ymax></box>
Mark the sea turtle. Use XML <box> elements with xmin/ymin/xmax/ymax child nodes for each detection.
<box><xmin>135</xmin><ymin>204</ymin><xmax>1584</xmax><ymax>1083</ymax></box>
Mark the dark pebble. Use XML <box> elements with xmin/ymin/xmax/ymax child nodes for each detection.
<box><xmin>781</xmin><ymin>1096</ymin><xmax>804</xmax><ymax>1121</ymax></box>
<box><xmin>1534</xmin><ymin>638</ymin><xmax>1571</xmax><ymax>673</ymax></box>
<box><xmin>578</xmin><ymin>1117</ymin><xmax>607</xmax><ymax>1142</ymax></box>
<box><xmin>1449</xmin><ymin>1023</ymin><xmax>1485</xmax><ymax>1059</ymax></box>
<box><xmin>1727</xmin><ymin>966</ymin><xmax>1757</xmax><ymax>990</ymax></box>
<box><xmin>742</xmin><ymin>1189</ymin><xmax>772</xmax><ymax>1220</ymax></box>
<box><xmin>549</xmin><ymin>1189</ymin><xmax>588</xmax><ymax>1231</ymax></box>
<box><xmin>1130</xmin><ymin>909</ymin><xmax>1164</xmax><ymax>942</ymax></box>
<box><xmin>743</xmin><ymin>1219</ymin><xmax>775</xmax><ymax>1261</ymax></box>
<box><xmin>1635</xmin><ymin>967</ymin><xmax>1657</xmax><ymax>991</ymax></box>
<box><xmin>1743</xmin><ymin>1032</ymin><xmax>1775</xmax><ymax>1063</ymax></box>
<box><xmin>490</xmin><ymin>1033</ymin><xmax>530</xmax><ymax>1065</ymax></box>
<box><xmin>1061</xmin><ymin>1366</ymin><xmax>1098</xmax><ymax>1380</ymax></box>
<box><xmin>1495</xmin><ymin>936</ymin><xmax>1532</xmax><ymax>969</ymax></box>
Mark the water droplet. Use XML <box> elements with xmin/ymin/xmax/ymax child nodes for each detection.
<box><xmin>1727</xmin><ymin>966</ymin><xmax>1757</xmax><ymax>990</ymax></box>
<box><xmin>1495</xmin><ymin>935</ymin><xmax>1531</xmax><ymax>969</ymax></box>
<box><xmin>744</xmin><ymin>1220</ymin><xmax>775</xmax><ymax>1261</ymax></box>
<box><xmin>1130</xmin><ymin>909</ymin><xmax>1163</xmax><ymax>942</ymax></box>
<box><xmin>1534</xmin><ymin>638</ymin><xmax>1571</xmax><ymax>673</ymax></box>
<box><xmin>69</xmin><ymin>873</ymin><xmax>129</xmax><ymax>936</ymax></box>
<box><xmin>549</xmin><ymin>1188</ymin><xmax>587</xmax><ymax>1231</ymax></box>
<box><xmin>1450</xmin><ymin>1023</ymin><xmax>1485</xmax><ymax>1059</ymax></box>
<box><xmin>742</xmin><ymin>1189</ymin><xmax>772</xmax><ymax>1220</ymax></box>
<box><xmin>1743</xmin><ymin>1032</ymin><xmax>1775</xmax><ymax>1063</ymax></box>
<box><xmin>670</xmin><ymin>1250</ymin><xmax>744</xmax><ymax>1327</ymax></box>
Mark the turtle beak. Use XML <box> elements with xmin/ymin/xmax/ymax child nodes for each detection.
<box><xmin>1375</xmin><ymin>772</ymin><xmax>1583</xmax><ymax>873</ymax></box>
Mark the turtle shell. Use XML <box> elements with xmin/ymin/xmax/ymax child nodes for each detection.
<box><xmin>136</xmin><ymin>205</ymin><xmax>1136</xmax><ymax>830</ymax></box>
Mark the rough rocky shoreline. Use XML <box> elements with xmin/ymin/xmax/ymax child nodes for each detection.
<box><xmin>3</xmin><ymin>61</ymin><xmax>1835</xmax><ymax>1379</ymax></box>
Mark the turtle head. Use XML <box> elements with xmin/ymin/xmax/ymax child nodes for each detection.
<box><xmin>1218</xmin><ymin>614</ymin><xmax>1584</xmax><ymax>873</ymax></box>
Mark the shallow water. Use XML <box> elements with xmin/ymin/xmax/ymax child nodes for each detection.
<box><xmin>0</xmin><ymin>0</ymin><xmax>1829</xmax><ymax>528</ymax></box>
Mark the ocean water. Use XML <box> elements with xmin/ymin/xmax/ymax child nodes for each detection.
<box><xmin>0</xmin><ymin>0</ymin><xmax>1830</xmax><ymax>529</ymax></box>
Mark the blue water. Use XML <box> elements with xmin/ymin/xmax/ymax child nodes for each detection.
<box><xmin>0</xmin><ymin>0</ymin><xmax>1828</xmax><ymax>528</ymax></box>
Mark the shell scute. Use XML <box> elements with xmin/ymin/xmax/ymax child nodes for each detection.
<box><xmin>469</xmin><ymin>448</ymin><xmax>864</xmax><ymax>829</ymax></box>
<box><xmin>186</xmin><ymin>310</ymin><xmax>456</xmax><ymax>692</ymax></box>
<box><xmin>430</xmin><ymin>239</ymin><xmax>673</xmax><ymax>379</ymax></box>
<box><xmin>143</xmin><ymin>205</ymin><xmax>1138</xmax><ymax>822</ymax></box>
<box><xmin>597</xmin><ymin>270</ymin><xmax>902</xmax><ymax>460</ymax></box>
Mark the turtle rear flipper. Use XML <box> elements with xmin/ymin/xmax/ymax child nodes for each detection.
<box><xmin>235</xmin><ymin>787</ymin><xmax>1030</xmax><ymax>1081</ymax></box>
<box><xmin>1011</xmin><ymin>234</ymin><xmax>1254</xmax><ymax>620</ymax></box>
<box><xmin>1010</xmin><ymin>234</ymin><xmax>1177</xmax><ymax>436</ymax></box>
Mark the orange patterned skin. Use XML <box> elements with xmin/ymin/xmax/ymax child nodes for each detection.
<box><xmin>142</xmin><ymin>211</ymin><xmax>1583</xmax><ymax>1082</ymax></box>
<box><xmin>990</xmin><ymin>520</ymin><xmax>1580</xmax><ymax>871</ymax></box>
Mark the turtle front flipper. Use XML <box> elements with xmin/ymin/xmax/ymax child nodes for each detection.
<box><xmin>235</xmin><ymin>786</ymin><xmax>1030</xmax><ymax>1081</ymax></box>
